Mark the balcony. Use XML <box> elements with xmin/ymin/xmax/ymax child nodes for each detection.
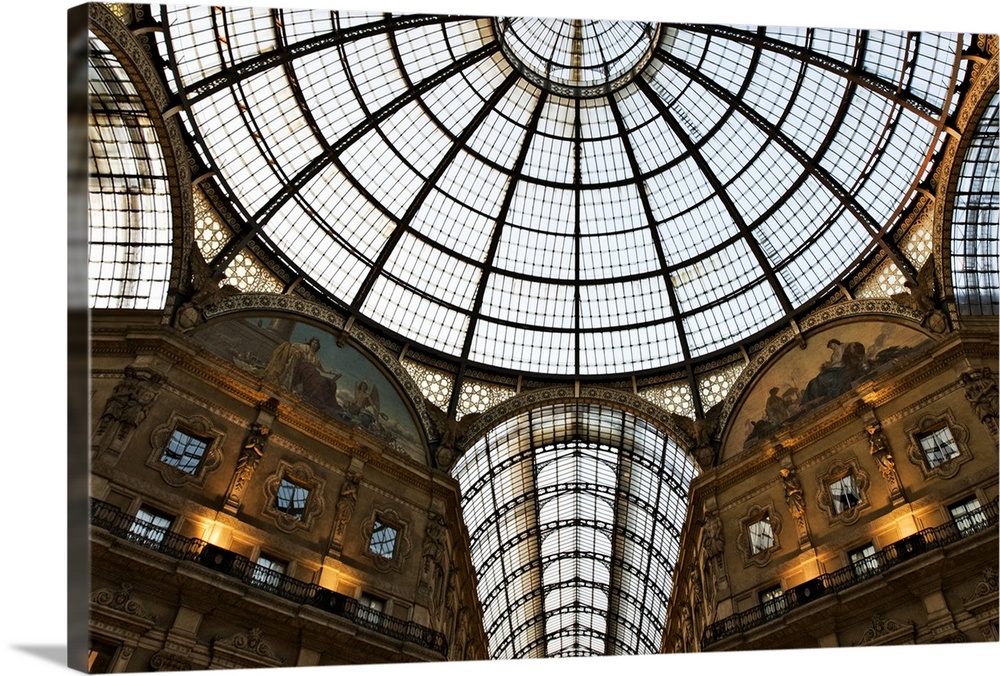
<box><xmin>701</xmin><ymin>499</ymin><xmax>998</xmax><ymax>649</ymax></box>
<box><xmin>90</xmin><ymin>499</ymin><xmax>449</xmax><ymax>657</ymax></box>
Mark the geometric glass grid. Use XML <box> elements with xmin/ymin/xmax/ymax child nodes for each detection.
<box><xmin>747</xmin><ymin>515</ymin><xmax>774</xmax><ymax>555</ymax></box>
<box><xmin>274</xmin><ymin>478</ymin><xmax>310</xmax><ymax>519</ymax></box>
<box><xmin>829</xmin><ymin>474</ymin><xmax>861</xmax><ymax>514</ymax></box>
<box><xmin>88</xmin><ymin>34</ymin><xmax>173</xmax><ymax>311</ymax></box>
<box><xmin>950</xmin><ymin>90</ymin><xmax>999</xmax><ymax>316</ymax></box>
<box><xmin>368</xmin><ymin>519</ymin><xmax>399</xmax><ymax>559</ymax></box>
<box><xmin>918</xmin><ymin>426</ymin><xmax>961</xmax><ymax>468</ymax></box>
<box><xmin>152</xmin><ymin>6</ymin><xmax>968</xmax><ymax>377</ymax></box>
<box><xmin>160</xmin><ymin>429</ymin><xmax>209</xmax><ymax>475</ymax></box>
<box><xmin>452</xmin><ymin>403</ymin><xmax>698</xmax><ymax>658</ymax></box>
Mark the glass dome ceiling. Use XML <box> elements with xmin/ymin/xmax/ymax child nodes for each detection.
<box><xmin>157</xmin><ymin>7</ymin><xmax>965</xmax><ymax>379</ymax></box>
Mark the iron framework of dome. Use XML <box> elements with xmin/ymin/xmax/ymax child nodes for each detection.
<box><xmin>140</xmin><ymin>10</ymin><xmax>967</xmax><ymax>382</ymax></box>
<box><xmin>85</xmin><ymin>4</ymin><xmax>987</xmax><ymax>661</ymax></box>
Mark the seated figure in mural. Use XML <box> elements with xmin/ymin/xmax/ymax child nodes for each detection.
<box><xmin>802</xmin><ymin>339</ymin><xmax>869</xmax><ymax>404</ymax></box>
<box><xmin>263</xmin><ymin>337</ymin><xmax>344</xmax><ymax>414</ymax></box>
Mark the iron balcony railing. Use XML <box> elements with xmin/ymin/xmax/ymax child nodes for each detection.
<box><xmin>90</xmin><ymin>499</ymin><xmax>449</xmax><ymax>657</ymax></box>
<box><xmin>701</xmin><ymin>499</ymin><xmax>998</xmax><ymax>649</ymax></box>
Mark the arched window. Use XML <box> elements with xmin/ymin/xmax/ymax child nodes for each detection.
<box><xmin>452</xmin><ymin>402</ymin><xmax>698</xmax><ymax>658</ymax></box>
<box><xmin>88</xmin><ymin>35</ymin><xmax>173</xmax><ymax>309</ymax></box>
<box><xmin>950</xmin><ymin>89</ymin><xmax>999</xmax><ymax>316</ymax></box>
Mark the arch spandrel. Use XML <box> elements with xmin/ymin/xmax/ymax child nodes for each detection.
<box><xmin>719</xmin><ymin>316</ymin><xmax>935</xmax><ymax>462</ymax></box>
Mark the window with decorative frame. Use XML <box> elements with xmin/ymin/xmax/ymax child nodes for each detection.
<box><xmin>829</xmin><ymin>473</ymin><xmax>862</xmax><ymax>515</ymax></box>
<box><xmin>148</xmin><ymin>414</ymin><xmax>224</xmax><ymax>487</ymax></box>
<box><xmin>737</xmin><ymin>503</ymin><xmax>782</xmax><ymax>567</ymax></box>
<box><xmin>160</xmin><ymin>428</ymin><xmax>211</xmax><ymax>474</ymax></box>
<box><xmin>263</xmin><ymin>461</ymin><xmax>326</xmax><ymax>533</ymax></box>
<box><xmin>817</xmin><ymin>458</ymin><xmax>869</xmax><ymax>525</ymax></box>
<box><xmin>368</xmin><ymin>518</ymin><xmax>400</xmax><ymax>559</ymax></box>
<box><xmin>907</xmin><ymin>413</ymin><xmax>971</xmax><ymax>480</ymax></box>
<box><xmin>274</xmin><ymin>477</ymin><xmax>310</xmax><ymax>520</ymax></box>
<box><xmin>917</xmin><ymin>426</ymin><xmax>961</xmax><ymax>467</ymax></box>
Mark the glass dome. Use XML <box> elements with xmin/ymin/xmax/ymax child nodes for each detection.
<box><xmin>157</xmin><ymin>8</ymin><xmax>965</xmax><ymax>379</ymax></box>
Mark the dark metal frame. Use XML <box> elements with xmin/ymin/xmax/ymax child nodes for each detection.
<box><xmin>90</xmin><ymin>499</ymin><xmax>449</xmax><ymax>656</ymax></box>
<box><xmin>701</xmin><ymin>498</ymin><xmax>999</xmax><ymax>648</ymax></box>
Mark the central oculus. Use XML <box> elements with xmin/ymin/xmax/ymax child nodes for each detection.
<box><xmin>494</xmin><ymin>17</ymin><xmax>661</xmax><ymax>97</ymax></box>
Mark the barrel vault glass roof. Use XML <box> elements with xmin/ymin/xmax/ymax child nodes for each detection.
<box><xmin>152</xmin><ymin>7</ymin><xmax>967</xmax><ymax>378</ymax></box>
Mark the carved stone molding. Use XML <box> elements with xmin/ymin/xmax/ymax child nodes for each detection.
<box><xmin>149</xmin><ymin>652</ymin><xmax>194</xmax><ymax>672</ymax></box>
<box><xmin>147</xmin><ymin>413</ymin><xmax>225</xmax><ymax>488</ymax></box>
<box><xmin>94</xmin><ymin>367</ymin><xmax>164</xmax><ymax>462</ymax></box>
<box><xmin>815</xmin><ymin>457</ymin><xmax>870</xmax><ymax>526</ymax></box>
<box><xmin>863</xmin><ymin>420</ymin><xmax>904</xmax><ymax>504</ymax></box>
<box><xmin>211</xmin><ymin>627</ymin><xmax>283</xmax><ymax>669</ymax></box>
<box><xmin>963</xmin><ymin>566</ymin><xmax>998</xmax><ymax>607</ymax></box>
<box><xmin>779</xmin><ymin>466</ymin><xmax>810</xmax><ymax>545</ymax></box>
<box><xmin>261</xmin><ymin>460</ymin><xmax>326</xmax><ymax>533</ymax></box>
<box><xmin>361</xmin><ymin>507</ymin><xmax>412</xmax><ymax>573</ymax></box>
<box><xmin>905</xmin><ymin>410</ymin><xmax>973</xmax><ymax>481</ymax></box>
<box><xmin>90</xmin><ymin>583</ymin><xmax>155</xmax><ymax>621</ymax></box>
<box><xmin>851</xmin><ymin>613</ymin><xmax>916</xmax><ymax>646</ymax></box>
<box><xmin>736</xmin><ymin>501</ymin><xmax>782</xmax><ymax>568</ymax></box>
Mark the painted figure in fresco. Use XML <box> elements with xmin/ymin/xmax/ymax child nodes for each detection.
<box><xmin>263</xmin><ymin>337</ymin><xmax>343</xmax><ymax>414</ymax></box>
<box><xmin>802</xmin><ymin>339</ymin><xmax>869</xmax><ymax>404</ymax></box>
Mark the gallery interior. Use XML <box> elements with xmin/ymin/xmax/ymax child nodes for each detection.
<box><xmin>74</xmin><ymin>2</ymin><xmax>998</xmax><ymax>672</ymax></box>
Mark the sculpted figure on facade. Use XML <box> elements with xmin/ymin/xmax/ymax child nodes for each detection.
<box><xmin>421</xmin><ymin>512</ymin><xmax>447</xmax><ymax>610</ymax></box>
<box><xmin>224</xmin><ymin>423</ymin><xmax>271</xmax><ymax>512</ymax></box>
<box><xmin>330</xmin><ymin>470</ymin><xmax>362</xmax><ymax>549</ymax></box>
<box><xmin>867</xmin><ymin>423</ymin><xmax>895</xmax><ymax>477</ymax></box>
<box><xmin>961</xmin><ymin>367</ymin><xmax>999</xmax><ymax>440</ymax></box>
<box><xmin>96</xmin><ymin>367</ymin><xmax>162</xmax><ymax>440</ymax></box>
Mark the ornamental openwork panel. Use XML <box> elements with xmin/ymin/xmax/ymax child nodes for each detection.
<box><xmin>736</xmin><ymin>501</ymin><xmax>782</xmax><ymax>568</ymax></box>
<box><xmin>905</xmin><ymin>410</ymin><xmax>973</xmax><ymax>480</ymax></box>
<box><xmin>147</xmin><ymin>413</ymin><xmax>225</xmax><ymax>488</ymax></box>
<box><xmin>816</xmin><ymin>458</ymin><xmax>870</xmax><ymax>526</ymax></box>
<box><xmin>262</xmin><ymin>460</ymin><xmax>325</xmax><ymax>533</ymax></box>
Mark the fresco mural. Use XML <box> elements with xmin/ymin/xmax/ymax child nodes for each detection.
<box><xmin>192</xmin><ymin>316</ymin><xmax>425</xmax><ymax>461</ymax></box>
<box><xmin>730</xmin><ymin>321</ymin><xmax>933</xmax><ymax>454</ymax></box>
